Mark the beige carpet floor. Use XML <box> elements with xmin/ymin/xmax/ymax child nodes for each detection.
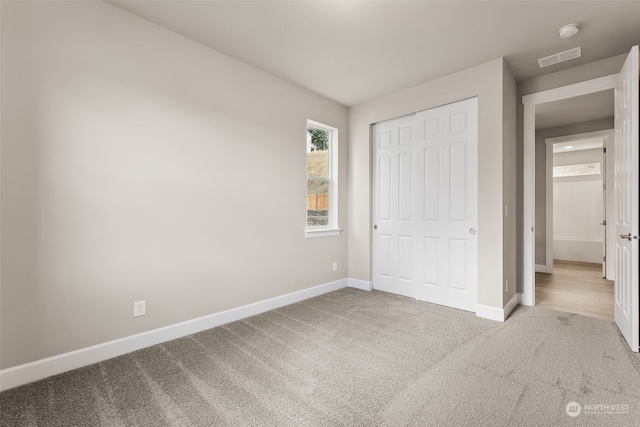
<box><xmin>1</xmin><ymin>288</ymin><xmax>639</xmax><ymax>426</ymax></box>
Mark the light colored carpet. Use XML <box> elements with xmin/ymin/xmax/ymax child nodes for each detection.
<box><xmin>1</xmin><ymin>288</ymin><xmax>639</xmax><ymax>426</ymax></box>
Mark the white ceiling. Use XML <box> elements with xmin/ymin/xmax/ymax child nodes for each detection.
<box><xmin>552</xmin><ymin>137</ymin><xmax>603</xmax><ymax>153</ymax></box>
<box><xmin>107</xmin><ymin>1</ymin><xmax>640</xmax><ymax>107</ymax></box>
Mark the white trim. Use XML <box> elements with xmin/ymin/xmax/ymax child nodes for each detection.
<box><xmin>523</xmin><ymin>100</ymin><xmax>536</xmax><ymax>306</ymax></box>
<box><xmin>504</xmin><ymin>294</ymin><xmax>519</xmax><ymax>320</ymax></box>
<box><xmin>0</xmin><ymin>279</ymin><xmax>348</xmax><ymax>392</ymax></box>
<box><xmin>535</xmin><ymin>264</ymin><xmax>551</xmax><ymax>273</ymax></box>
<box><xmin>519</xmin><ymin>291</ymin><xmax>533</xmax><ymax>307</ymax></box>
<box><xmin>604</xmin><ymin>130</ymin><xmax>615</xmax><ymax>280</ymax></box>
<box><xmin>545</xmin><ymin>139</ymin><xmax>554</xmax><ymax>273</ymax></box>
<box><xmin>304</xmin><ymin>228</ymin><xmax>342</xmax><ymax>238</ymax></box>
<box><xmin>545</xmin><ymin>130</ymin><xmax>613</xmax><ymax>145</ymax></box>
<box><xmin>522</xmin><ymin>74</ymin><xmax>617</xmax><ymax>104</ymax></box>
<box><xmin>476</xmin><ymin>304</ymin><xmax>505</xmax><ymax>322</ymax></box>
<box><xmin>476</xmin><ymin>293</ymin><xmax>520</xmax><ymax>322</ymax></box>
<box><xmin>522</xmin><ymin>74</ymin><xmax>617</xmax><ymax>307</ymax></box>
<box><xmin>348</xmin><ymin>278</ymin><xmax>373</xmax><ymax>291</ymax></box>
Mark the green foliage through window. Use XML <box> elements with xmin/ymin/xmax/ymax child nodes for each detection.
<box><xmin>307</xmin><ymin>127</ymin><xmax>329</xmax><ymax>151</ymax></box>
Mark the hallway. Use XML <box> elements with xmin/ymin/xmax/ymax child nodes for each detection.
<box><xmin>535</xmin><ymin>260</ymin><xmax>614</xmax><ymax>320</ymax></box>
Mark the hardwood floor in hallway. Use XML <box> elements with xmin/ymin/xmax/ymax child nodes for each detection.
<box><xmin>535</xmin><ymin>260</ymin><xmax>614</xmax><ymax>320</ymax></box>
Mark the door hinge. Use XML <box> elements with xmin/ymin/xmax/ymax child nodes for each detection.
<box><xmin>603</xmin><ymin>256</ymin><xmax>606</xmax><ymax>262</ymax></box>
<box><xmin>602</xmin><ymin>220</ymin><xmax>606</xmax><ymax>226</ymax></box>
<box><xmin>603</xmin><ymin>147</ymin><xmax>607</xmax><ymax>153</ymax></box>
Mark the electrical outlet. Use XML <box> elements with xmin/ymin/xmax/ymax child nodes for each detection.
<box><xmin>332</xmin><ymin>262</ymin><xmax>338</xmax><ymax>272</ymax></box>
<box><xmin>134</xmin><ymin>300</ymin><xmax>146</xmax><ymax>317</ymax></box>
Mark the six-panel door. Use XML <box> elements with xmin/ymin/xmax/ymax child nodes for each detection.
<box><xmin>373</xmin><ymin>98</ymin><xmax>478</xmax><ymax>312</ymax></box>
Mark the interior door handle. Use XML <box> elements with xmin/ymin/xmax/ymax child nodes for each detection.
<box><xmin>619</xmin><ymin>233</ymin><xmax>632</xmax><ymax>241</ymax></box>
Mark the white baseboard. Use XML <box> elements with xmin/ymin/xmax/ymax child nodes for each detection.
<box><xmin>476</xmin><ymin>293</ymin><xmax>520</xmax><ymax>322</ymax></box>
<box><xmin>519</xmin><ymin>292</ymin><xmax>533</xmax><ymax>306</ymax></box>
<box><xmin>504</xmin><ymin>293</ymin><xmax>519</xmax><ymax>320</ymax></box>
<box><xmin>476</xmin><ymin>304</ymin><xmax>505</xmax><ymax>322</ymax></box>
<box><xmin>0</xmin><ymin>278</ymin><xmax>348</xmax><ymax>392</ymax></box>
<box><xmin>348</xmin><ymin>278</ymin><xmax>372</xmax><ymax>291</ymax></box>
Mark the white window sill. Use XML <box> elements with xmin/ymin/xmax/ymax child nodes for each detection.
<box><xmin>305</xmin><ymin>228</ymin><xmax>342</xmax><ymax>239</ymax></box>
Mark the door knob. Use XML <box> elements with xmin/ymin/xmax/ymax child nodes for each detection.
<box><xmin>374</xmin><ymin>225</ymin><xmax>378</xmax><ymax>230</ymax></box>
<box><xmin>469</xmin><ymin>228</ymin><xmax>476</xmax><ymax>235</ymax></box>
<box><xmin>619</xmin><ymin>233</ymin><xmax>632</xmax><ymax>241</ymax></box>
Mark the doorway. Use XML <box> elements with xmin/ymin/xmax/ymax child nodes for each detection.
<box><xmin>522</xmin><ymin>45</ymin><xmax>639</xmax><ymax>352</ymax></box>
<box><xmin>532</xmin><ymin>97</ymin><xmax>615</xmax><ymax>320</ymax></box>
<box><xmin>522</xmin><ymin>75</ymin><xmax>618</xmax><ymax>307</ymax></box>
<box><xmin>545</xmin><ymin>130</ymin><xmax>615</xmax><ymax>279</ymax></box>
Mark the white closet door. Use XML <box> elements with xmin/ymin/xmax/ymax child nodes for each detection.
<box><xmin>373</xmin><ymin>98</ymin><xmax>478</xmax><ymax>312</ymax></box>
<box><xmin>372</xmin><ymin>114</ymin><xmax>419</xmax><ymax>298</ymax></box>
<box><xmin>414</xmin><ymin>99</ymin><xmax>478</xmax><ymax>311</ymax></box>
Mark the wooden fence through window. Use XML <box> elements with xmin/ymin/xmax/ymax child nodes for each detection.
<box><xmin>307</xmin><ymin>194</ymin><xmax>329</xmax><ymax>211</ymax></box>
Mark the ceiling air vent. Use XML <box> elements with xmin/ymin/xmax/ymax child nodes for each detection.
<box><xmin>538</xmin><ymin>47</ymin><xmax>582</xmax><ymax>68</ymax></box>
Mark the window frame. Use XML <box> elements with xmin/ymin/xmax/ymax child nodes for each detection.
<box><xmin>305</xmin><ymin>119</ymin><xmax>341</xmax><ymax>238</ymax></box>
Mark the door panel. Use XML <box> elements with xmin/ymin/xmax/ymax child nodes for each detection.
<box><xmin>424</xmin><ymin>146</ymin><xmax>440</xmax><ymax>220</ymax></box>
<box><xmin>399</xmin><ymin>152</ymin><xmax>413</xmax><ymax>221</ymax></box>
<box><xmin>398</xmin><ymin>235</ymin><xmax>413</xmax><ymax>280</ymax></box>
<box><xmin>423</xmin><ymin>237</ymin><xmax>440</xmax><ymax>286</ymax></box>
<box><xmin>378</xmin><ymin>234</ymin><xmax>392</xmax><ymax>277</ymax></box>
<box><xmin>450</xmin><ymin>141</ymin><xmax>469</xmax><ymax>221</ymax></box>
<box><xmin>449</xmin><ymin>238</ymin><xmax>468</xmax><ymax>290</ymax></box>
<box><xmin>614</xmin><ymin>45</ymin><xmax>639</xmax><ymax>352</ymax></box>
<box><xmin>373</xmin><ymin>98</ymin><xmax>478</xmax><ymax>312</ymax></box>
<box><xmin>373</xmin><ymin>115</ymin><xmax>418</xmax><ymax>299</ymax></box>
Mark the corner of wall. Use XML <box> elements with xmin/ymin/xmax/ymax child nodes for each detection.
<box><xmin>502</xmin><ymin>59</ymin><xmax>518</xmax><ymax>307</ymax></box>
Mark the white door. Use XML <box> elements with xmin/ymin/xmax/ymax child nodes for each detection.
<box><xmin>372</xmin><ymin>113</ymin><xmax>419</xmax><ymax>299</ymax></box>
<box><xmin>415</xmin><ymin>99</ymin><xmax>478</xmax><ymax>311</ymax></box>
<box><xmin>614</xmin><ymin>45</ymin><xmax>639</xmax><ymax>352</ymax></box>
<box><xmin>602</xmin><ymin>146</ymin><xmax>607</xmax><ymax>278</ymax></box>
<box><xmin>373</xmin><ymin>98</ymin><xmax>478</xmax><ymax>312</ymax></box>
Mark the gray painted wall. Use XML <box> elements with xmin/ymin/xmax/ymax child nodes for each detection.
<box><xmin>503</xmin><ymin>62</ymin><xmax>518</xmax><ymax>306</ymax></box>
<box><xmin>1</xmin><ymin>1</ymin><xmax>348</xmax><ymax>369</ymax></box>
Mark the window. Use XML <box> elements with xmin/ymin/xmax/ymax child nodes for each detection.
<box><xmin>553</xmin><ymin>162</ymin><xmax>601</xmax><ymax>177</ymax></box>
<box><xmin>306</xmin><ymin>120</ymin><xmax>340</xmax><ymax>238</ymax></box>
